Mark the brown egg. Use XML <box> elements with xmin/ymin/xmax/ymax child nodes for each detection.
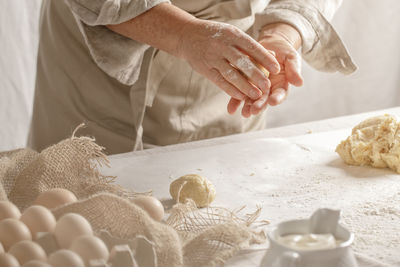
<box><xmin>54</xmin><ymin>213</ymin><xmax>93</xmax><ymax>248</ymax></box>
<box><xmin>0</xmin><ymin>219</ymin><xmax>32</xmax><ymax>250</ymax></box>
<box><xmin>21</xmin><ymin>260</ymin><xmax>51</xmax><ymax>267</ymax></box>
<box><xmin>0</xmin><ymin>253</ymin><xmax>20</xmax><ymax>267</ymax></box>
<box><xmin>0</xmin><ymin>201</ymin><xmax>21</xmax><ymax>221</ymax></box>
<box><xmin>132</xmin><ymin>196</ymin><xmax>165</xmax><ymax>221</ymax></box>
<box><xmin>48</xmin><ymin>249</ymin><xmax>84</xmax><ymax>267</ymax></box>
<box><xmin>33</xmin><ymin>189</ymin><xmax>77</xmax><ymax>209</ymax></box>
<box><xmin>9</xmin><ymin>240</ymin><xmax>46</xmax><ymax>265</ymax></box>
<box><xmin>20</xmin><ymin>206</ymin><xmax>56</xmax><ymax>239</ymax></box>
<box><xmin>70</xmin><ymin>235</ymin><xmax>109</xmax><ymax>265</ymax></box>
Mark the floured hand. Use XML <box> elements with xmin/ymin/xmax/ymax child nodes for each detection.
<box><xmin>227</xmin><ymin>23</ymin><xmax>303</xmax><ymax>117</ymax></box>
<box><xmin>177</xmin><ymin>19</ymin><xmax>280</xmax><ymax>102</ymax></box>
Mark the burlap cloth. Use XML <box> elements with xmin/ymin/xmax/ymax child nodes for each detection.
<box><xmin>0</xmin><ymin>130</ymin><xmax>266</xmax><ymax>267</ymax></box>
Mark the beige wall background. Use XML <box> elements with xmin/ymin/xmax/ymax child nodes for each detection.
<box><xmin>0</xmin><ymin>0</ymin><xmax>399</xmax><ymax>151</ymax></box>
<box><xmin>265</xmin><ymin>0</ymin><xmax>400</xmax><ymax>127</ymax></box>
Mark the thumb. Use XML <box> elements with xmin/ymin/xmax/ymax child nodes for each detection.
<box><xmin>285</xmin><ymin>52</ymin><xmax>303</xmax><ymax>87</ymax></box>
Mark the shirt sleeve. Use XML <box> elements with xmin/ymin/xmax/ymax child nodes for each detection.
<box><xmin>253</xmin><ymin>0</ymin><xmax>357</xmax><ymax>75</ymax></box>
<box><xmin>64</xmin><ymin>0</ymin><xmax>171</xmax><ymax>85</ymax></box>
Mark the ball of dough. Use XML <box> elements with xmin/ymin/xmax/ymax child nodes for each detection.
<box><xmin>336</xmin><ymin>114</ymin><xmax>400</xmax><ymax>173</ymax></box>
<box><xmin>254</xmin><ymin>62</ymin><xmax>269</xmax><ymax>78</ymax></box>
<box><xmin>170</xmin><ymin>174</ymin><xmax>216</xmax><ymax>207</ymax></box>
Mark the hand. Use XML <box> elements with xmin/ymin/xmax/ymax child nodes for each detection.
<box><xmin>227</xmin><ymin>23</ymin><xmax>304</xmax><ymax>117</ymax></box>
<box><xmin>177</xmin><ymin>19</ymin><xmax>280</xmax><ymax>101</ymax></box>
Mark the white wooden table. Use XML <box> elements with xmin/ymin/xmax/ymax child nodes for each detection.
<box><xmin>102</xmin><ymin>107</ymin><xmax>400</xmax><ymax>267</ymax></box>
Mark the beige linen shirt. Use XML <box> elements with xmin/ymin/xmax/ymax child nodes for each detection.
<box><xmin>29</xmin><ymin>0</ymin><xmax>356</xmax><ymax>154</ymax></box>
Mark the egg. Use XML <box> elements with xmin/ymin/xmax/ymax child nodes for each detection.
<box><xmin>33</xmin><ymin>189</ymin><xmax>77</xmax><ymax>209</ymax></box>
<box><xmin>8</xmin><ymin>240</ymin><xmax>46</xmax><ymax>265</ymax></box>
<box><xmin>70</xmin><ymin>235</ymin><xmax>109</xmax><ymax>265</ymax></box>
<box><xmin>20</xmin><ymin>206</ymin><xmax>56</xmax><ymax>239</ymax></box>
<box><xmin>54</xmin><ymin>213</ymin><xmax>93</xmax><ymax>248</ymax></box>
<box><xmin>21</xmin><ymin>260</ymin><xmax>51</xmax><ymax>267</ymax></box>
<box><xmin>48</xmin><ymin>249</ymin><xmax>85</xmax><ymax>267</ymax></box>
<box><xmin>0</xmin><ymin>253</ymin><xmax>20</xmax><ymax>267</ymax></box>
<box><xmin>132</xmin><ymin>196</ymin><xmax>165</xmax><ymax>221</ymax></box>
<box><xmin>0</xmin><ymin>218</ymin><xmax>32</xmax><ymax>250</ymax></box>
<box><xmin>0</xmin><ymin>201</ymin><xmax>21</xmax><ymax>221</ymax></box>
<box><xmin>0</xmin><ymin>241</ymin><xmax>4</xmax><ymax>253</ymax></box>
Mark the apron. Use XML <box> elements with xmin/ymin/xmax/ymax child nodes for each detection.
<box><xmin>29</xmin><ymin>0</ymin><xmax>269</xmax><ymax>154</ymax></box>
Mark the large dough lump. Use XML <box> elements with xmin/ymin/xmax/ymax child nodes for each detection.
<box><xmin>336</xmin><ymin>114</ymin><xmax>400</xmax><ymax>173</ymax></box>
<box><xmin>170</xmin><ymin>174</ymin><xmax>216</xmax><ymax>208</ymax></box>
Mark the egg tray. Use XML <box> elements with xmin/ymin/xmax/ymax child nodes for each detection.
<box><xmin>36</xmin><ymin>230</ymin><xmax>157</xmax><ymax>267</ymax></box>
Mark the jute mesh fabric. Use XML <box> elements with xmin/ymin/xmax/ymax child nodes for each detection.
<box><xmin>0</xmin><ymin>130</ymin><xmax>266</xmax><ymax>266</ymax></box>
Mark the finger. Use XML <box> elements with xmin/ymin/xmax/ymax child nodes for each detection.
<box><xmin>225</xmin><ymin>48</ymin><xmax>270</xmax><ymax>95</ymax></box>
<box><xmin>227</xmin><ymin>97</ymin><xmax>242</xmax><ymax>114</ymax></box>
<box><xmin>250</xmin><ymin>93</ymin><xmax>269</xmax><ymax>115</ymax></box>
<box><xmin>285</xmin><ymin>52</ymin><xmax>303</xmax><ymax>87</ymax></box>
<box><xmin>218</xmin><ymin>60</ymin><xmax>263</xmax><ymax>100</ymax></box>
<box><xmin>241</xmin><ymin>99</ymin><xmax>252</xmax><ymax>118</ymax></box>
<box><xmin>268</xmin><ymin>87</ymin><xmax>288</xmax><ymax>106</ymax></box>
<box><xmin>206</xmin><ymin>68</ymin><xmax>246</xmax><ymax>100</ymax></box>
<box><xmin>235</xmin><ymin>35</ymin><xmax>280</xmax><ymax>74</ymax></box>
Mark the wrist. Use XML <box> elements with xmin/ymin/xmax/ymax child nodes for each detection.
<box><xmin>259</xmin><ymin>23</ymin><xmax>302</xmax><ymax>50</ymax></box>
<box><xmin>174</xmin><ymin>17</ymin><xmax>202</xmax><ymax>59</ymax></box>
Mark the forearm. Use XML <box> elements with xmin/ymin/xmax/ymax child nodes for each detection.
<box><xmin>268</xmin><ymin>0</ymin><xmax>343</xmax><ymax>21</ymax></box>
<box><xmin>106</xmin><ymin>3</ymin><xmax>195</xmax><ymax>57</ymax></box>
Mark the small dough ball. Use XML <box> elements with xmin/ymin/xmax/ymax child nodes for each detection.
<box><xmin>0</xmin><ymin>253</ymin><xmax>20</xmax><ymax>267</ymax></box>
<box><xmin>48</xmin><ymin>249</ymin><xmax>85</xmax><ymax>267</ymax></box>
<box><xmin>22</xmin><ymin>260</ymin><xmax>51</xmax><ymax>267</ymax></box>
<box><xmin>54</xmin><ymin>213</ymin><xmax>93</xmax><ymax>248</ymax></box>
<box><xmin>0</xmin><ymin>201</ymin><xmax>21</xmax><ymax>221</ymax></box>
<box><xmin>70</xmin><ymin>235</ymin><xmax>109</xmax><ymax>265</ymax></box>
<box><xmin>254</xmin><ymin>62</ymin><xmax>270</xmax><ymax>78</ymax></box>
<box><xmin>170</xmin><ymin>174</ymin><xmax>216</xmax><ymax>207</ymax></box>
<box><xmin>336</xmin><ymin>114</ymin><xmax>400</xmax><ymax>173</ymax></box>
<box><xmin>9</xmin><ymin>240</ymin><xmax>46</xmax><ymax>265</ymax></box>
<box><xmin>0</xmin><ymin>218</ymin><xmax>32</xmax><ymax>250</ymax></box>
<box><xmin>132</xmin><ymin>196</ymin><xmax>164</xmax><ymax>221</ymax></box>
<box><xmin>20</xmin><ymin>206</ymin><xmax>56</xmax><ymax>239</ymax></box>
<box><xmin>33</xmin><ymin>189</ymin><xmax>77</xmax><ymax>209</ymax></box>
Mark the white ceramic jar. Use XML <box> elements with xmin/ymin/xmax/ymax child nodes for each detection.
<box><xmin>261</xmin><ymin>209</ymin><xmax>358</xmax><ymax>267</ymax></box>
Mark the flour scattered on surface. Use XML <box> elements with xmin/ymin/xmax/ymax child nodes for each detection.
<box><xmin>341</xmin><ymin>192</ymin><xmax>400</xmax><ymax>265</ymax></box>
<box><xmin>253</xmin><ymin>157</ymin><xmax>400</xmax><ymax>266</ymax></box>
<box><xmin>295</xmin><ymin>143</ymin><xmax>312</xmax><ymax>152</ymax></box>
